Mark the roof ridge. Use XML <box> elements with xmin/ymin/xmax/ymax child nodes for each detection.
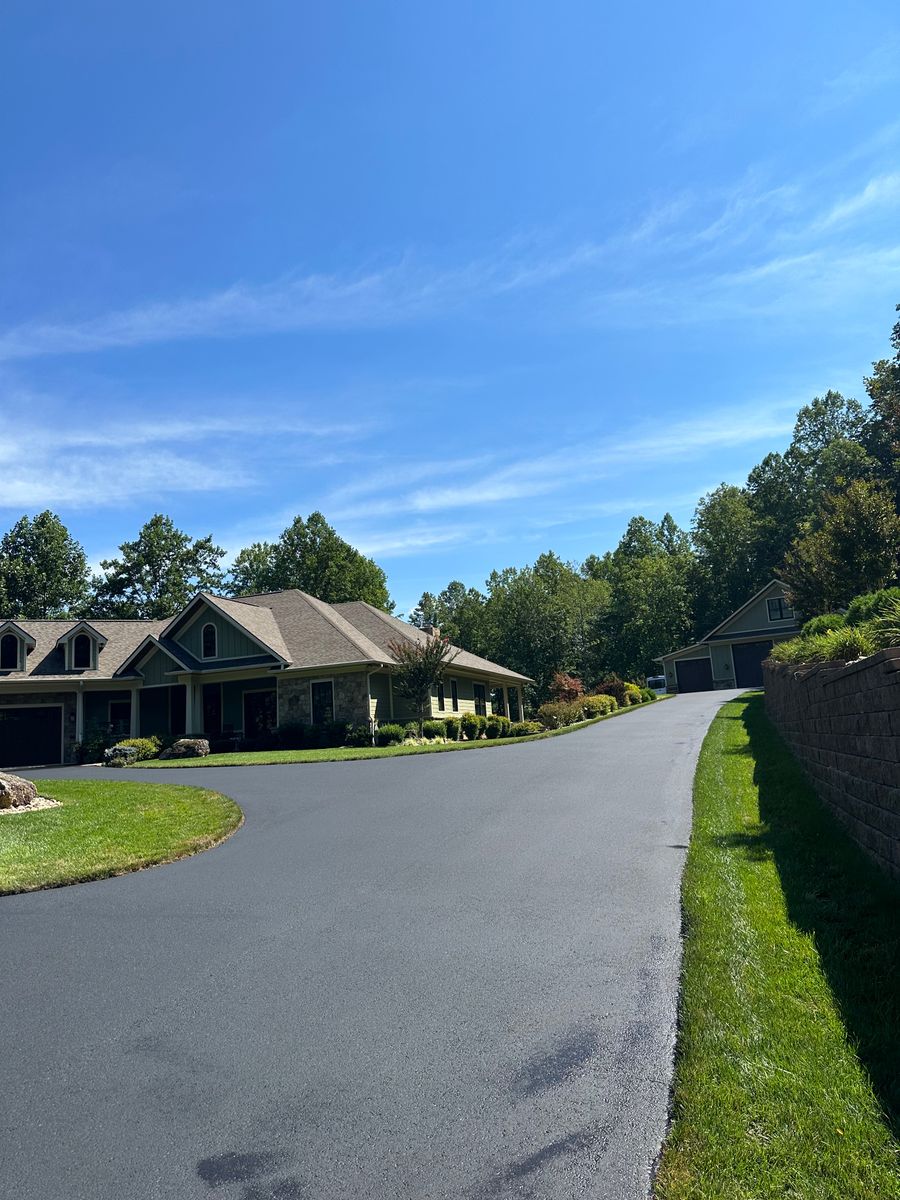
<box><xmin>297</xmin><ymin>592</ymin><xmax>386</xmax><ymax>662</ymax></box>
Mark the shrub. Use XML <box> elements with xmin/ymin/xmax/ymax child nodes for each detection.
<box><xmin>639</xmin><ymin>687</ymin><xmax>657</xmax><ymax>704</ymax></box>
<box><xmin>403</xmin><ymin>721</ymin><xmax>419</xmax><ymax>738</ymax></box>
<box><xmin>623</xmin><ymin>682</ymin><xmax>643</xmax><ymax>706</ymax></box>
<box><xmin>277</xmin><ymin>722</ymin><xmax>308</xmax><ymax>750</ymax></box>
<box><xmin>485</xmin><ymin>714</ymin><xmax>511</xmax><ymax>739</ymax></box>
<box><xmin>375</xmin><ymin>722</ymin><xmax>405</xmax><ymax>746</ymax></box>
<box><xmin>443</xmin><ymin>716</ymin><xmax>461</xmax><ymax>740</ymax></box>
<box><xmin>580</xmin><ymin>694</ymin><xmax>617</xmax><ymax>717</ymax></box>
<box><xmin>801</xmin><ymin>612</ymin><xmax>846</xmax><ymax>637</ymax></box>
<box><xmin>870</xmin><ymin>596</ymin><xmax>900</xmax><ymax>650</ymax></box>
<box><xmin>845</xmin><ymin>587</ymin><xmax>900</xmax><ymax>626</ymax></box>
<box><xmin>113</xmin><ymin>736</ymin><xmax>161</xmax><ymax>761</ymax></box>
<box><xmin>592</xmin><ymin>676</ymin><xmax>629</xmax><ymax>707</ymax></box>
<box><xmin>549</xmin><ymin>671</ymin><xmax>585</xmax><ymax>702</ymax></box>
<box><xmin>344</xmin><ymin>724</ymin><xmax>373</xmax><ymax>747</ymax></box>
<box><xmin>536</xmin><ymin>699</ymin><xmax>584</xmax><ymax>728</ymax></box>
<box><xmin>768</xmin><ymin>624</ymin><xmax>876</xmax><ymax>666</ymax></box>
<box><xmin>422</xmin><ymin>719</ymin><xmax>446</xmax><ymax>740</ymax></box>
<box><xmin>460</xmin><ymin>712</ymin><xmax>481</xmax><ymax>740</ymax></box>
<box><xmin>509</xmin><ymin>720</ymin><xmax>543</xmax><ymax>737</ymax></box>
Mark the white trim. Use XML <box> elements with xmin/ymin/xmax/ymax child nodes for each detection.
<box><xmin>0</xmin><ymin>701</ymin><xmax>65</xmax><ymax>765</ymax></box>
<box><xmin>201</xmin><ymin>622</ymin><xmax>218</xmax><ymax>660</ymax></box>
<box><xmin>766</xmin><ymin>596</ymin><xmax>796</xmax><ymax>623</ymax></box>
<box><xmin>0</xmin><ymin>631</ymin><xmax>23</xmax><ymax>672</ymax></box>
<box><xmin>116</xmin><ymin>635</ymin><xmax>193</xmax><ymax>677</ymax></box>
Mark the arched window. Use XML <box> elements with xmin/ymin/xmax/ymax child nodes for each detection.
<box><xmin>202</xmin><ymin>623</ymin><xmax>217</xmax><ymax>659</ymax></box>
<box><xmin>73</xmin><ymin>633</ymin><xmax>92</xmax><ymax>669</ymax></box>
<box><xmin>0</xmin><ymin>634</ymin><xmax>18</xmax><ymax>670</ymax></box>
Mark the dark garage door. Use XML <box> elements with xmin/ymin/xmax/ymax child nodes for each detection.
<box><xmin>731</xmin><ymin>640</ymin><xmax>773</xmax><ymax>689</ymax></box>
<box><xmin>0</xmin><ymin>706</ymin><xmax>63</xmax><ymax>768</ymax></box>
<box><xmin>675</xmin><ymin>657</ymin><xmax>713</xmax><ymax>693</ymax></box>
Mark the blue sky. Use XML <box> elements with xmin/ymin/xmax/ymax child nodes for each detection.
<box><xmin>2</xmin><ymin>3</ymin><xmax>900</xmax><ymax>614</ymax></box>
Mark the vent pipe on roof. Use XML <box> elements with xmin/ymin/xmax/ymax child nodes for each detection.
<box><xmin>422</xmin><ymin>623</ymin><xmax>440</xmax><ymax>637</ymax></box>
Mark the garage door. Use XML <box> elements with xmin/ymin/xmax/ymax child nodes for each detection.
<box><xmin>0</xmin><ymin>706</ymin><xmax>63</xmax><ymax>768</ymax></box>
<box><xmin>675</xmin><ymin>657</ymin><xmax>713</xmax><ymax>693</ymax></box>
<box><xmin>731</xmin><ymin>640</ymin><xmax>773</xmax><ymax>689</ymax></box>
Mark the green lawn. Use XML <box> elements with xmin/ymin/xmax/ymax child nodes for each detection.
<box><xmin>0</xmin><ymin>779</ymin><xmax>242</xmax><ymax>895</ymax></box>
<box><xmin>135</xmin><ymin>697</ymin><xmax>671</xmax><ymax>767</ymax></box>
<box><xmin>655</xmin><ymin>694</ymin><xmax>900</xmax><ymax>1199</ymax></box>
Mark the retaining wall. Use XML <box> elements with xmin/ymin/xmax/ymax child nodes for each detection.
<box><xmin>763</xmin><ymin>648</ymin><xmax>900</xmax><ymax>879</ymax></box>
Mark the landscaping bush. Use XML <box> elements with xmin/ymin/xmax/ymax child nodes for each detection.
<box><xmin>76</xmin><ymin>724</ymin><xmax>117</xmax><ymax>765</ymax></box>
<box><xmin>639</xmin><ymin>687</ymin><xmax>657</xmax><ymax>703</ymax></box>
<box><xmin>580</xmin><ymin>694</ymin><xmax>617</xmax><ymax>717</ymax></box>
<box><xmin>276</xmin><ymin>722</ymin><xmax>308</xmax><ymax>750</ymax></box>
<box><xmin>485</xmin><ymin>714</ymin><xmax>511</xmax><ymax>739</ymax></box>
<box><xmin>845</xmin><ymin>586</ymin><xmax>900</xmax><ymax>626</ymax></box>
<box><xmin>623</xmin><ymin>682</ymin><xmax>643</xmax><ymax>706</ymax></box>
<box><xmin>801</xmin><ymin>612</ymin><xmax>846</xmax><ymax>637</ymax></box>
<box><xmin>768</xmin><ymin>624</ymin><xmax>877</xmax><ymax>666</ymax></box>
<box><xmin>509</xmin><ymin>720</ymin><xmax>543</xmax><ymax>736</ymax></box>
<box><xmin>870</xmin><ymin>595</ymin><xmax>900</xmax><ymax>650</ymax></box>
<box><xmin>548</xmin><ymin>671</ymin><xmax>585</xmax><ymax>702</ymax></box>
<box><xmin>460</xmin><ymin>712</ymin><xmax>481</xmax><ymax>740</ymax></box>
<box><xmin>403</xmin><ymin>721</ymin><xmax>419</xmax><ymax>738</ymax></box>
<box><xmin>112</xmin><ymin>736</ymin><xmax>162</xmax><ymax>761</ymax></box>
<box><xmin>443</xmin><ymin>716</ymin><xmax>461</xmax><ymax>740</ymax></box>
<box><xmin>536</xmin><ymin>699</ymin><xmax>583</xmax><ymax>728</ymax></box>
<box><xmin>422</xmin><ymin>719</ymin><xmax>446</xmax><ymax>740</ymax></box>
<box><xmin>592</xmin><ymin>676</ymin><xmax>630</xmax><ymax>707</ymax></box>
<box><xmin>344</xmin><ymin>724</ymin><xmax>373</xmax><ymax>747</ymax></box>
<box><xmin>375</xmin><ymin>722</ymin><xmax>405</xmax><ymax>746</ymax></box>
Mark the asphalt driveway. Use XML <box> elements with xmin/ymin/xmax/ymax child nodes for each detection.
<box><xmin>1</xmin><ymin>691</ymin><xmax>740</xmax><ymax>1200</ymax></box>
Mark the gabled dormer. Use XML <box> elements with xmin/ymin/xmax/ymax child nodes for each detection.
<box><xmin>0</xmin><ymin>621</ymin><xmax>35</xmax><ymax>672</ymax></box>
<box><xmin>55</xmin><ymin>621</ymin><xmax>108</xmax><ymax>671</ymax></box>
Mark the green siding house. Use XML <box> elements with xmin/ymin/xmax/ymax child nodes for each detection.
<box><xmin>0</xmin><ymin>590</ymin><xmax>531</xmax><ymax>768</ymax></box>
<box><xmin>657</xmin><ymin>580</ymin><xmax>801</xmax><ymax>693</ymax></box>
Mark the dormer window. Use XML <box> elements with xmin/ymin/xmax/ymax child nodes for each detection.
<box><xmin>72</xmin><ymin>634</ymin><xmax>92</xmax><ymax>669</ymax></box>
<box><xmin>0</xmin><ymin>633</ymin><xmax>19</xmax><ymax>671</ymax></box>
<box><xmin>202</xmin><ymin>622</ymin><xmax>217</xmax><ymax>659</ymax></box>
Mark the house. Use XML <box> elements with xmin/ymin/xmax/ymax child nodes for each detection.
<box><xmin>657</xmin><ymin>580</ymin><xmax>801</xmax><ymax>693</ymax></box>
<box><xmin>0</xmin><ymin>590</ymin><xmax>532</xmax><ymax>768</ymax></box>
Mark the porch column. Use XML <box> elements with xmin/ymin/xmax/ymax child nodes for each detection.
<box><xmin>503</xmin><ymin>686</ymin><xmax>510</xmax><ymax>719</ymax></box>
<box><xmin>187</xmin><ymin>679</ymin><xmax>202</xmax><ymax>735</ymax></box>
<box><xmin>75</xmin><ymin>687</ymin><xmax>84</xmax><ymax>743</ymax></box>
<box><xmin>130</xmin><ymin>687</ymin><xmax>139</xmax><ymax>737</ymax></box>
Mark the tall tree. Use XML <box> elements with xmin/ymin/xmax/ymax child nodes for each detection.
<box><xmin>408</xmin><ymin>580</ymin><xmax>488</xmax><ymax>652</ymax></box>
<box><xmin>781</xmin><ymin>480</ymin><xmax>900</xmax><ymax>615</ymax></box>
<box><xmin>691</xmin><ymin>485</ymin><xmax>760</xmax><ymax>633</ymax></box>
<box><xmin>230</xmin><ymin>512</ymin><xmax>393</xmax><ymax>611</ymax></box>
<box><xmin>0</xmin><ymin>511</ymin><xmax>91</xmax><ymax>618</ymax></box>
<box><xmin>92</xmin><ymin>515</ymin><xmax>225</xmax><ymax>619</ymax></box>
<box><xmin>864</xmin><ymin>303</ymin><xmax>900</xmax><ymax>503</ymax></box>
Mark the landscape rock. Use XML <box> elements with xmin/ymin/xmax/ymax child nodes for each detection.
<box><xmin>104</xmin><ymin>744</ymin><xmax>139</xmax><ymax>767</ymax></box>
<box><xmin>0</xmin><ymin>772</ymin><xmax>38</xmax><ymax>809</ymax></box>
<box><xmin>159</xmin><ymin>738</ymin><xmax>211</xmax><ymax>760</ymax></box>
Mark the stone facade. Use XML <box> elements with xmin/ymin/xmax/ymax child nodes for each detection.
<box><xmin>277</xmin><ymin>671</ymin><xmax>371</xmax><ymax>728</ymax></box>
<box><xmin>763</xmin><ymin>649</ymin><xmax>900</xmax><ymax>879</ymax></box>
<box><xmin>0</xmin><ymin>690</ymin><xmax>78</xmax><ymax>764</ymax></box>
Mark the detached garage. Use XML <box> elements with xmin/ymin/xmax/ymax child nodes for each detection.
<box><xmin>0</xmin><ymin>705</ymin><xmax>63</xmax><ymax>768</ymax></box>
<box><xmin>657</xmin><ymin>581</ymin><xmax>801</xmax><ymax>694</ymax></box>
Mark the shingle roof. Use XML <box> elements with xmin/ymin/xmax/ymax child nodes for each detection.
<box><xmin>0</xmin><ymin>591</ymin><xmax>530</xmax><ymax>684</ymax></box>
<box><xmin>332</xmin><ymin>601</ymin><xmax>533</xmax><ymax>683</ymax></box>
<box><xmin>0</xmin><ymin>620</ymin><xmax>167</xmax><ymax>681</ymax></box>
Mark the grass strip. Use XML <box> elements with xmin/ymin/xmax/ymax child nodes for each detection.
<box><xmin>655</xmin><ymin>694</ymin><xmax>900</xmax><ymax>1199</ymax></box>
<box><xmin>135</xmin><ymin>695</ymin><xmax>672</xmax><ymax>768</ymax></box>
<box><xmin>0</xmin><ymin>779</ymin><xmax>242</xmax><ymax>895</ymax></box>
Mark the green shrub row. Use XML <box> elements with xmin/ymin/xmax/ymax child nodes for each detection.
<box><xmin>769</xmin><ymin>592</ymin><xmax>900</xmax><ymax>666</ymax></box>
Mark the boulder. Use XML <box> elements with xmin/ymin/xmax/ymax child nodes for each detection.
<box><xmin>158</xmin><ymin>738</ymin><xmax>211</xmax><ymax>760</ymax></box>
<box><xmin>104</xmin><ymin>744</ymin><xmax>139</xmax><ymax>767</ymax></box>
<box><xmin>0</xmin><ymin>772</ymin><xmax>38</xmax><ymax>810</ymax></box>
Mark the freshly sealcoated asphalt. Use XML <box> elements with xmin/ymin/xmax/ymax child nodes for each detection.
<box><xmin>2</xmin><ymin>690</ymin><xmax>740</xmax><ymax>1200</ymax></box>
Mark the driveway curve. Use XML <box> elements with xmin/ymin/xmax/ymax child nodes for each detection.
<box><xmin>1</xmin><ymin>690</ymin><xmax>741</xmax><ymax>1200</ymax></box>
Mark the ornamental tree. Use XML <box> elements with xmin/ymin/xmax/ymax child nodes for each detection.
<box><xmin>388</xmin><ymin>634</ymin><xmax>459</xmax><ymax>734</ymax></box>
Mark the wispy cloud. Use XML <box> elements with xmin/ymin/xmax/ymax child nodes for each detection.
<box><xmin>815</xmin><ymin>39</ymin><xmax>900</xmax><ymax>112</ymax></box>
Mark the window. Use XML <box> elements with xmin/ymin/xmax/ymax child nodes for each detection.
<box><xmin>72</xmin><ymin>634</ymin><xmax>92</xmax><ymax>669</ymax></box>
<box><xmin>0</xmin><ymin>634</ymin><xmax>18</xmax><ymax>671</ymax></box>
<box><xmin>202</xmin><ymin>622</ymin><xmax>217</xmax><ymax>659</ymax></box>
<box><xmin>491</xmin><ymin>687</ymin><xmax>506</xmax><ymax>716</ymax></box>
<box><xmin>109</xmin><ymin>700</ymin><xmax>131</xmax><ymax>737</ymax></box>
<box><xmin>244</xmin><ymin>690</ymin><xmax>277</xmax><ymax>735</ymax></box>
<box><xmin>473</xmin><ymin>683</ymin><xmax>487</xmax><ymax>717</ymax></box>
<box><xmin>311</xmin><ymin>680</ymin><xmax>334</xmax><ymax>725</ymax></box>
<box><xmin>437</xmin><ymin>682</ymin><xmax>445</xmax><ymax>712</ymax></box>
<box><xmin>767</xmin><ymin>597</ymin><xmax>794</xmax><ymax>622</ymax></box>
<box><xmin>450</xmin><ymin>678</ymin><xmax>459</xmax><ymax>712</ymax></box>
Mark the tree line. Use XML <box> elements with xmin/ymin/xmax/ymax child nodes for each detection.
<box><xmin>1</xmin><ymin>304</ymin><xmax>897</xmax><ymax>702</ymax></box>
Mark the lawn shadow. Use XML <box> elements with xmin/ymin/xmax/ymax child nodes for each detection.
<box><xmin>740</xmin><ymin>694</ymin><xmax>900</xmax><ymax>1136</ymax></box>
